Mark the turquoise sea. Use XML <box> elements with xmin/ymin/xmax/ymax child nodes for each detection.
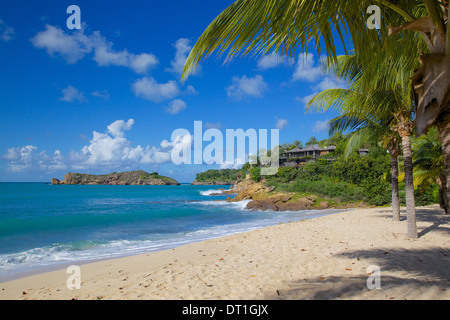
<box><xmin>0</xmin><ymin>183</ymin><xmax>340</xmax><ymax>281</ymax></box>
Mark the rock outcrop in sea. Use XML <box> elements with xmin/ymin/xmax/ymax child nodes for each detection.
<box><xmin>51</xmin><ymin>170</ymin><xmax>180</xmax><ymax>185</ymax></box>
<box><xmin>224</xmin><ymin>179</ymin><xmax>331</xmax><ymax>211</ymax></box>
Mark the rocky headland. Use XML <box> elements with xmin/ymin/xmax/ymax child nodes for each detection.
<box><xmin>191</xmin><ymin>179</ymin><xmax>236</xmax><ymax>186</ymax></box>
<box><xmin>51</xmin><ymin>170</ymin><xmax>180</xmax><ymax>186</ymax></box>
<box><xmin>221</xmin><ymin>179</ymin><xmax>365</xmax><ymax>211</ymax></box>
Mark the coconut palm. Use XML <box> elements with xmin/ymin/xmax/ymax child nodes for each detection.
<box><xmin>329</xmin><ymin>113</ymin><xmax>402</xmax><ymax>221</ymax></box>
<box><xmin>181</xmin><ymin>0</ymin><xmax>450</xmax><ymax>221</ymax></box>
<box><xmin>413</xmin><ymin>126</ymin><xmax>448</xmax><ymax>213</ymax></box>
<box><xmin>306</xmin><ymin>51</ymin><xmax>419</xmax><ymax>237</ymax></box>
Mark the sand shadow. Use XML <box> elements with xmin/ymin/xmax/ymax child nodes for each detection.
<box><xmin>265</xmin><ymin>206</ymin><xmax>450</xmax><ymax>300</ymax></box>
<box><xmin>266</xmin><ymin>247</ymin><xmax>450</xmax><ymax>300</ymax></box>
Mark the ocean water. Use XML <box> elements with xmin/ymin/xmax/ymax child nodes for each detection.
<box><xmin>0</xmin><ymin>183</ymin><xmax>340</xmax><ymax>281</ymax></box>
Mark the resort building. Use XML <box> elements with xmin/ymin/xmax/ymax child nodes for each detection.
<box><xmin>279</xmin><ymin>145</ymin><xmax>336</xmax><ymax>166</ymax></box>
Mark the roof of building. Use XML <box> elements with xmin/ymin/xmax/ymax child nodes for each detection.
<box><xmin>282</xmin><ymin>145</ymin><xmax>336</xmax><ymax>154</ymax></box>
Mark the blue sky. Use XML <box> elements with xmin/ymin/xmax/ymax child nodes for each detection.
<box><xmin>0</xmin><ymin>0</ymin><xmax>349</xmax><ymax>182</ymax></box>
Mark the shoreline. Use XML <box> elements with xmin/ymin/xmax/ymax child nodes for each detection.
<box><xmin>0</xmin><ymin>206</ymin><xmax>343</xmax><ymax>283</ymax></box>
<box><xmin>1</xmin><ymin>205</ymin><xmax>449</xmax><ymax>300</ymax></box>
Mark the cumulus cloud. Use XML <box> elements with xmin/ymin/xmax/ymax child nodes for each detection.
<box><xmin>275</xmin><ymin>118</ymin><xmax>288</xmax><ymax>130</ymax></box>
<box><xmin>292</xmin><ymin>52</ymin><xmax>323</xmax><ymax>82</ymax></box>
<box><xmin>226</xmin><ymin>75</ymin><xmax>268</xmax><ymax>101</ymax></box>
<box><xmin>132</xmin><ymin>77</ymin><xmax>180</xmax><ymax>103</ymax></box>
<box><xmin>59</xmin><ymin>85</ymin><xmax>86</xmax><ymax>102</ymax></box>
<box><xmin>0</xmin><ymin>19</ymin><xmax>14</xmax><ymax>42</ymax></box>
<box><xmin>92</xmin><ymin>90</ymin><xmax>110</xmax><ymax>100</ymax></box>
<box><xmin>293</xmin><ymin>52</ymin><xmax>347</xmax><ymax>106</ymax></box>
<box><xmin>31</xmin><ymin>24</ymin><xmax>158</xmax><ymax>73</ymax></box>
<box><xmin>295</xmin><ymin>76</ymin><xmax>347</xmax><ymax>107</ymax></box>
<box><xmin>166</xmin><ymin>38</ymin><xmax>200</xmax><ymax>76</ymax></box>
<box><xmin>257</xmin><ymin>52</ymin><xmax>285</xmax><ymax>70</ymax></box>
<box><xmin>1</xmin><ymin>120</ymin><xmax>193</xmax><ymax>173</ymax></box>
<box><xmin>1</xmin><ymin>146</ymin><xmax>67</xmax><ymax>173</ymax></box>
<box><xmin>165</xmin><ymin>99</ymin><xmax>187</xmax><ymax>114</ymax></box>
<box><xmin>107</xmin><ymin>119</ymin><xmax>134</xmax><ymax>137</ymax></box>
<box><xmin>312</xmin><ymin>119</ymin><xmax>330</xmax><ymax>133</ymax></box>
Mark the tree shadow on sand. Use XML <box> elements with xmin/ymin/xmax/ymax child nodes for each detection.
<box><xmin>369</xmin><ymin>206</ymin><xmax>450</xmax><ymax>237</ymax></box>
<box><xmin>266</xmin><ymin>247</ymin><xmax>450</xmax><ymax>300</ymax></box>
<box><xmin>265</xmin><ymin>206</ymin><xmax>450</xmax><ymax>300</ymax></box>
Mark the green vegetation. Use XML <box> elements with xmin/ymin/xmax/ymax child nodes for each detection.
<box><xmin>268</xmin><ymin>132</ymin><xmax>439</xmax><ymax>207</ymax></box>
<box><xmin>182</xmin><ymin>0</ymin><xmax>449</xmax><ymax>238</ymax></box>
<box><xmin>139</xmin><ymin>172</ymin><xmax>178</xmax><ymax>184</ymax></box>
<box><xmin>249</xmin><ymin>167</ymin><xmax>261</xmax><ymax>182</ymax></box>
<box><xmin>194</xmin><ymin>169</ymin><xmax>240</xmax><ymax>184</ymax></box>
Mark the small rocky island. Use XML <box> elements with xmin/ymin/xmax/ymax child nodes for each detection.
<box><xmin>51</xmin><ymin>170</ymin><xmax>180</xmax><ymax>185</ymax></box>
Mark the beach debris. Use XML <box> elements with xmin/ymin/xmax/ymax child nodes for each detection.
<box><xmin>196</xmin><ymin>274</ymin><xmax>213</xmax><ymax>287</ymax></box>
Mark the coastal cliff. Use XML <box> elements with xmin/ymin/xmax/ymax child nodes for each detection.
<box><xmin>224</xmin><ymin>179</ymin><xmax>365</xmax><ymax>211</ymax></box>
<box><xmin>51</xmin><ymin>170</ymin><xmax>180</xmax><ymax>185</ymax></box>
<box><xmin>191</xmin><ymin>179</ymin><xmax>236</xmax><ymax>185</ymax></box>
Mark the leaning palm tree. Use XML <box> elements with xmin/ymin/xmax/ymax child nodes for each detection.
<box><xmin>307</xmin><ymin>52</ymin><xmax>419</xmax><ymax>237</ymax></box>
<box><xmin>181</xmin><ymin>0</ymin><xmax>450</xmax><ymax>221</ymax></box>
<box><xmin>413</xmin><ymin>126</ymin><xmax>448</xmax><ymax>213</ymax></box>
<box><xmin>329</xmin><ymin>113</ymin><xmax>402</xmax><ymax>221</ymax></box>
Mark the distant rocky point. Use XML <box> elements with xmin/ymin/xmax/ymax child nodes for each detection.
<box><xmin>191</xmin><ymin>179</ymin><xmax>235</xmax><ymax>186</ymax></box>
<box><xmin>51</xmin><ymin>170</ymin><xmax>180</xmax><ymax>185</ymax></box>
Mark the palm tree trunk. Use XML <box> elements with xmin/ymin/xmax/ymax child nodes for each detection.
<box><xmin>390</xmin><ymin>153</ymin><xmax>401</xmax><ymax>221</ymax></box>
<box><xmin>438</xmin><ymin>176</ymin><xmax>449</xmax><ymax>214</ymax></box>
<box><xmin>400</xmin><ymin>133</ymin><xmax>418</xmax><ymax>238</ymax></box>
<box><xmin>437</xmin><ymin>109</ymin><xmax>450</xmax><ymax>215</ymax></box>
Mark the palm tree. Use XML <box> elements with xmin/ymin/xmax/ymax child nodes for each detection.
<box><xmin>413</xmin><ymin>126</ymin><xmax>448</xmax><ymax>213</ymax></box>
<box><xmin>306</xmin><ymin>137</ymin><xmax>318</xmax><ymax>147</ymax></box>
<box><xmin>181</xmin><ymin>0</ymin><xmax>449</xmax><ymax>219</ymax></box>
<box><xmin>329</xmin><ymin>114</ymin><xmax>402</xmax><ymax>221</ymax></box>
<box><xmin>307</xmin><ymin>52</ymin><xmax>419</xmax><ymax>237</ymax></box>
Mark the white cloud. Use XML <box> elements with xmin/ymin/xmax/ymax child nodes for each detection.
<box><xmin>59</xmin><ymin>85</ymin><xmax>86</xmax><ymax>102</ymax></box>
<box><xmin>31</xmin><ymin>24</ymin><xmax>158</xmax><ymax>73</ymax></box>
<box><xmin>2</xmin><ymin>120</ymin><xmax>194</xmax><ymax>174</ymax></box>
<box><xmin>296</xmin><ymin>93</ymin><xmax>317</xmax><ymax>105</ymax></box>
<box><xmin>275</xmin><ymin>118</ymin><xmax>288</xmax><ymax>130</ymax></box>
<box><xmin>166</xmin><ymin>38</ymin><xmax>200</xmax><ymax>76</ymax></box>
<box><xmin>292</xmin><ymin>52</ymin><xmax>323</xmax><ymax>82</ymax></box>
<box><xmin>1</xmin><ymin>145</ymin><xmax>68</xmax><ymax>173</ymax></box>
<box><xmin>226</xmin><ymin>75</ymin><xmax>268</xmax><ymax>101</ymax></box>
<box><xmin>92</xmin><ymin>90</ymin><xmax>110</xmax><ymax>100</ymax></box>
<box><xmin>107</xmin><ymin>119</ymin><xmax>134</xmax><ymax>138</ymax></box>
<box><xmin>185</xmin><ymin>85</ymin><xmax>198</xmax><ymax>95</ymax></box>
<box><xmin>132</xmin><ymin>77</ymin><xmax>180</xmax><ymax>103</ymax></box>
<box><xmin>0</xmin><ymin>19</ymin><xmax>14</xmax><ymax>42</ymax></box>
<box><xmin>314</xmin><ymin>76</ymin><xmax>347</xmax><ymax>91</ymax></box>
<box><xmin>312</xmin><ymin>119</ymin><xmax>330</xmax><ymax>133</ymax></box>
<box><xmin>31</xmin><ymin>25</ymin><xmax>91</xmax><ymax>64</ymax></box>
<box><xmin>295</xmin><ymin>76</ymin><xmax>347</xmax><ymax>107</ymax></box>
<box><xmin>257</xmin><ymin>52</ymin><xmax>284</xmax><ymax>70</ymax></box>
<box><xmin>165</xmin><ymin>99</ymin><xmax>187</xmax><ymax>114</ymax></box>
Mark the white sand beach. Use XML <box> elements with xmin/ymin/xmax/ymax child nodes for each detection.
<box><xmin>1</xmin><ymin>205</ymin><xmax>449</xmax><ymax>300</ymax></box>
